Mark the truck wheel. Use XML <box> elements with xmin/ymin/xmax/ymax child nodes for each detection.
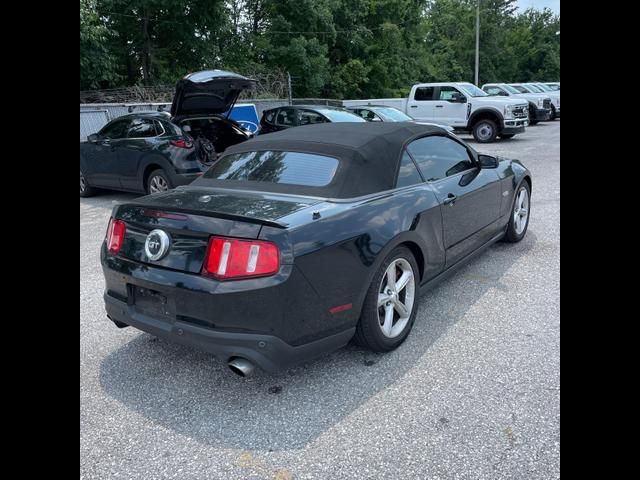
<box><xmin>528</xmin><ymin>105</ymin><xmax>539</xmax><ymax>125</ymax></box>
<box><xmin>550</xmin><ymin>105</ymin><xmax>557</xmax><ymax>120</ymax></box>
<box><xmin>472</xmin><ymin>119</ymin><xmax>498</xmax><ymax>143</ymax></box>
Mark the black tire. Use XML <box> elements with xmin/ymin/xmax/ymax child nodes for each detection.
<box><xmin>472</xmin><ymin>119</ymin><xmax>498</xmax><ymax>143</ymax></box>
<box><xmin>504</xmin><ymin>181</ymin><xmax>531</xmax><ymax>243</ymax></box>
<box><xmin>80</xmin><ymin>170</ymin><xmax>97</xmax><ymax>197</ymax></box>
<box><xmin>528</xmin><ymin>106</ymin><xmax>539</xmax><ymax>125</ymax></box>
<box><xmin>550</xmin><ymin>105</ymin><xmax>557</xmax><ymax>120</ymax></box>
<box><xmin>353</xmin><ymin>246</ymin><xmax>420</xmax><ymax>352</ymax></box>
<box><xmin>499</xmin><ymin>134</ymin><xmax>515</xmax><ymax>139</ymax></box>
<box><xmin>146</xmin><ymin>169</ymin><xmax>173</xmax><ymax>194</ymax></box>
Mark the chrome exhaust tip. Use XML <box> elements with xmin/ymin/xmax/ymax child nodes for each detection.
<box><xmin>228</xmin><ymin>357</ymin><xmax>255</xmax><ymax>377</ymax></box>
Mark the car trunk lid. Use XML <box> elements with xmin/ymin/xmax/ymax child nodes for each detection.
<box><xmin>112</xmin><ymin>186</ymin><xmax>321</xmax><ymax>274</ymax></box>
<box><xmin>170</xmin><ymin>70</ymin><xmax>256</xmax><ymax>120</ymax></box>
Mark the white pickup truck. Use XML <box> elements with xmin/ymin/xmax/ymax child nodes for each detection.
<box><xmin>481</xmin><ymin>83</ymin><xmax>552</xmax><ymax>124</ymax></box>
<box><xmin>510</xmin><ymin>83</ymin><xmax>560</xmax><ymax>120</ymax></box>
<box><xmin>343</xmin><ymin>82</ymin><xmax>529</xmax><ymax>143</ymax></box>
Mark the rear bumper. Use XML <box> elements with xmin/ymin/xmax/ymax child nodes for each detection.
<box><xmin>101</xmin><ymin>249</ymin><xmax>357</xmax><ymax>373</ymax></box>
<box><xmin>104</xmin><ymin>293</ymin><xmax>354</xmax><ymax>373</ymax></box>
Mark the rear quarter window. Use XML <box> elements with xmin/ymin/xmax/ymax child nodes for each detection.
<box><xmin>204</xmin><ymin>151</ymin><xmax>339</xmax><ymax>187</ymax></box>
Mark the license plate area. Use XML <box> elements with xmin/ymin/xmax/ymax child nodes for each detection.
<box><xmin>128</xmin><ymin>284</ymin><xmax>175</xmax><ymax>320</ymax></box>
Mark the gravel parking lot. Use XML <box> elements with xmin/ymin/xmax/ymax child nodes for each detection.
<box><xmin>80</xmin><ymin>121</ymin><xmax>560</xmax><ymax>479</ymax></box>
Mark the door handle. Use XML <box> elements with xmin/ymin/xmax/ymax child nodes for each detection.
<box><xmin>435</xmin><ymin>105</ymin><xmax>444</xmax><ymax>108</ymax></box>
<box><xmin>443</xmin><ymin>193</ymin><xmax>457</xmax><ymax>205</ymax></box>
<box><xmin>410</xmin><ymin>105</ymin><xmax>418</xmax><ymax>108</ymax></box>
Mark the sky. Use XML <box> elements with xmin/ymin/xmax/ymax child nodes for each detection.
<box><xmin>516</xmin><ymin>0</ymin><xmax>560</xmax><ymax>14</ymax></box>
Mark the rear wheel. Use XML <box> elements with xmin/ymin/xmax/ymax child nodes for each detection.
<box><xmin>472</xmin><ymin>119</ymin><xmax>498</xmax><ymax>143</ymax></box>
<box><xmin>354</xmin><ymin>246</ymin><xmax>419</xmax><ymax>352</ymax></box>
<box><xmin>147</xmin><ymin>169</ymin><xmax>173</xmax><ymax>194</ymax></box>
<box><xmin>80</xmin><ymin>170</ymin><xmax>97</xmax><ymax>197</ymax></box>
<box><xmin>504</xmin><ymin>182</ymin><xmax>531</xmax><ymax>242</ymax></box>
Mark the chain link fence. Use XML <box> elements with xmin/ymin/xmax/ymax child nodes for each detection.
<box><xmin>80</xmin><ymin>70</ymin><xmax>292</xmax><ymax>104</ymax></box>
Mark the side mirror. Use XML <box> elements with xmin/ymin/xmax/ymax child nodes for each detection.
<box><xmin>499</xmin><ymin>91</ymin><xmax>508</xmax><ymax>96</ymax></box>
<box><xmin>478</xmin><ymin>154</ymin><xmax>499</xmax><ymax>169</ymax></box>
<box><xmin>450</xmin><ymin>92</ymin><xmax>466</xmax><ymax>103</ymax></box>
<box><xmin>182</xmin><ymin>125</ymin><xmax>191</xmax><ymax>133</ymax></box>
<box><xmin>87</xmin><ymin>133</ymin><xmax>99</xmax><ymax>142</ymax></box>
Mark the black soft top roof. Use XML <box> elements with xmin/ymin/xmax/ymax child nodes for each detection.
<box><xmin>192</xmin><ymin>122</ymin><xmax>449</xmax><ymax>198</ymax></box>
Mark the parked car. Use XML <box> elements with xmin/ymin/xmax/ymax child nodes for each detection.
<box><xmin>510</xmin><ymin>83</ymin><xmax>560</xmax><ymax>119</ymax></box>
<box><xmin>481</xmin><ymin>83</ymin><xmax>552</xmax><ymax>124</ymax></box>
<box><xmin>345</xmin><ymin>104</ymin><xmax>455</xmax><ymax>131</ymax></box>
<box><xmin>80</xmin><ymin>70</ymin><xmax>256</xmax><ymax>197</ymax></box>
<box><xmin>259</xmin><ymin>105</ymin><xmax>365</xmax><ymax>134</ymax></box>
<box><xmin>344</xmin><ymin>82</ymin><xmax>529</xmax><ymax>143</ymax></box>
<box><xmin>101</xmin><ymin>122</ymin><xmax>532</xmax><ymax>376</ymax></box>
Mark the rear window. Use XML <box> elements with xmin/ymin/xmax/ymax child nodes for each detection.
<box><xmin>204</xmin><ymin>151</ymin><xmax>339</xmax><ymax>187</ymax></box>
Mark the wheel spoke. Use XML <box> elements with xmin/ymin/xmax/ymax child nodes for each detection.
<box><xmin>382</xmin><ymin>305</ymin><xmax>394</xmax><ymax>336</ymax></box>
<box><xmin>386</xmin><ymin>264</ymin><xmax>396</xmax><ymax>293</ymax></box>
<box><xmin>394</xmin><ymin>300</ymin><xmax>410</xmax><ymax>319</ymax></box>
<box><xmin>378</xmin><ymin>293</ymin><xmax>392</xmax><ymax>307</ymax></box>
<box><xmin>395</xmin><ymin>270</ymin><xmax>412</xmax><ymax>292</ymax></box>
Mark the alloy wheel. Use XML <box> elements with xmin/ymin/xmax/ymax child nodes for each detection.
<box><xmin>377</xmin><ymin>258</ymin><xmax>416</xmax><ymax>338</ymax></box>
<box><xmin>513</xmin><ymin>187</ymin><xmax>530</xmax><ymax>234</ymax></box>
<box><xmin>149</xmin><ymin>175</ymin><xmax>169</xmax><ymax>193</ymax></box>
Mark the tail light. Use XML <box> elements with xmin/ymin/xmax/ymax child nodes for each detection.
<box><xmin>170</xmin><ymin>139</ymin><xmax>193</xmax><ymax>148</ymax></box>
<box><xmin>203</xmin><ymin>236</ymin><xmax>280</xmax><ymax>280</ymax></box>
<box><xmin>106</xmin><ymin>218</ymin><xmax>126</xmax><ymax>255</ymax></box>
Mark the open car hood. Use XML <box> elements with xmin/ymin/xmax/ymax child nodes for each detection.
<box><xmin>170</xmin><ymin>70</ymin><xmax>256</xmax><ymax>118</ymax></box>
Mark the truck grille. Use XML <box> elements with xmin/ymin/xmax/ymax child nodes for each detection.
<box><xmin>543</xmin><ymin>99</ymin><xmax>551</xmax><ymax>109</ymax></box>
<box><xmin>513</xmin><ymin>106</ymin><xmax>528</xmax><ymax>118</ymax></box>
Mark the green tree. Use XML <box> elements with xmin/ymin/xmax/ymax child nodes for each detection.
<box><xmin>80</xmin><ymin>0</ymin><xmax>121</xmax><ymax>89</ymax></box>
<box><xmin>80</xmin><ymin>0</ymin><xmax>559</xmax><ymax>96</ymax></box>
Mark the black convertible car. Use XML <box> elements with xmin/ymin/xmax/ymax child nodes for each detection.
<box><xmin>101</xmin><ymin>122</ymin><xmax>531</xmax><ymax>376</ymax></box>
<box><xmin>80</xmin><ymin>70</ymin><xmax>255</xmax><ymax>197</ymax></box>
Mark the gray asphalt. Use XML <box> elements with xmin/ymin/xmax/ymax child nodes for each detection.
<box><xmin>80</xmin><ymin>121</ymin><xmax>560</xmax><ymax>479</ymax></box>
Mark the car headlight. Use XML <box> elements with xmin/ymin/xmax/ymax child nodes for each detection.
<box><xmin>504</xmin><ymin>105</ymin><xmax>513</xmax><ymax>118</ymax></box>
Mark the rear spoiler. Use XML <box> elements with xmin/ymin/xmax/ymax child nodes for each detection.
<box><xmin>114</xmin><ymin>203</ymin><xmax>288</xmax><ymax>229</ymax></box>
